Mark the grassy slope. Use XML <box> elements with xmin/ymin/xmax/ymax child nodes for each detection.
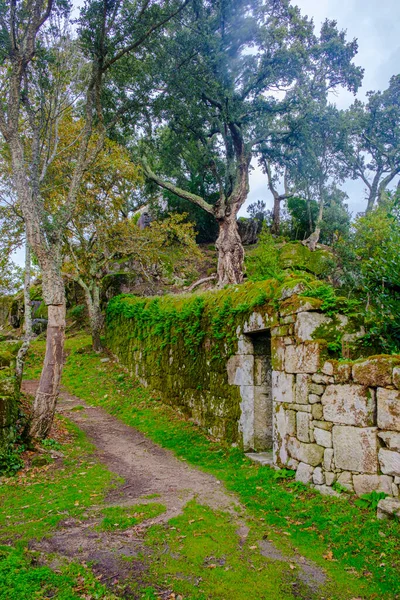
<box><xmin>19</xmin><ymin>335</ymin><xmax>400</xmax><ymax>599</ymax></box>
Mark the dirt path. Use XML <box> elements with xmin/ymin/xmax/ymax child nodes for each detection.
<box><xmin>23</xmin><ymin>381</ymin><xmax>327</xmax><ymax>599</ymax></box>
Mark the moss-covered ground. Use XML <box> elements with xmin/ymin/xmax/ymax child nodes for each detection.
<box><xmin>5</xmin><ymin>333</ymin><xmax>395</xmax><ymax>599</ymax></box>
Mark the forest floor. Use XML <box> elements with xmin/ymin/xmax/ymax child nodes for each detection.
<box><xmin>0</xmin><ymin>334</ymin><xmax>399</xmax><ymax>599</ymax></box>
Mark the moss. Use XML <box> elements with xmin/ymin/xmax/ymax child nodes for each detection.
<box><xmin>352</xmin><ymin>355</ymin><xmax>400</xmax><ymax>387</ymax></box>
<box><xmin>279</xmin><ymin>242</ymin><xmax>334</xmax><ymax>276</ymax></box>
<box><xmin>279</xmin><ymin>295</ymin><xmax>322</xmax><ymax>317</ymax></box>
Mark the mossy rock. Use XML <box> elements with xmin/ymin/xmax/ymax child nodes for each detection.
<box><xmin>0</xmin><ymin>350</ymin><xmax>14</xmax><ymax>368</ymax></box>
<box><xmin>279</xmin><ymin>242</ymin><xmax>334</xmax><ymax>276</ymax></box>
<box><xmin>31</xmin><ymin>453</ymin><xmax>53</xmax><ymax>467</ymax></box>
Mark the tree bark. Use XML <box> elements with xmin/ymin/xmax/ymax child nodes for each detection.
<box><xmin>303</xmin><ymin>195</ymin><xmax>324</xmax><ymax>251</ymax></box>
<box><xmin>85</xmin><ymin>284</ymin><xmax>103</xmax><ymax>352</ymax></box>
<box><xmin>271</xmin><ymin>194</ymin><xmax>281</xmax><ymax>236</ymax></box>
<box><xmin>30</xmin><ymin>301</ymin><xmax>66</xmax><ymax>438</ymax></box>
<box><xmin>216</xmin><ymin>212</ymin><xmax>244</xmax><ymax>286</ymax></box>
<box><xmin>16</xmin><ymin>237</ymin><xmax>33</xmax><ymax>383</ymax></box>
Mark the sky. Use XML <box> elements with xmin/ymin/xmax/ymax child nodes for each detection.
<box><xmin>244</xmin><ymin>0</ymin><xmax>400</xmax><ymax>217</ymax></box>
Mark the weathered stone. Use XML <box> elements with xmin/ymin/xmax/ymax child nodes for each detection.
<box><xmin>313</xmin><ymin>420</ymin><xmax>333</xmax><ymax>431</ymax></box>
<box><xmin>238</xmin><ymin>386</ymin><xmax>254</xmax><ymax>451</ymax></box>
<box><xmin>313</xmin><ymin>466</ymin><xmax>324</xmax><ymax>485</ymax></box>
<box><xmin>287</xmin><ymin>457</ymin><xmax>299</xmax><ymax>469</ymax></box>
<box><xmin>378</xmin><ymin>449</ymin><xmax>400</xmax><ymax>476</ymax></box>
<box><xmin>353</xmin><ymin>474</ymin><xmax>393</xmax><ymax>497</ymax></box>
<box><xmin>392</xmin><ymin>483</ymin><xmax>399</xmax><ymax>497</ymax></box>
<box><xmin>227</xmin><ymin>355</ymin><xmax>254</xmax><ymax>386</ymax></box>
<box><xmin>295</xmin><ymin>373</ymin><xmax>310</xmax><ymax>405</ymax></box>
<box><xmin>314</xmin><ymin>484</ymin><xmax>340</xmax><ymax>497</ymax></box>
<box><xmin>308</xmin><ymin>394</ymin><xmax>321</xmax><ymax>404</ymax></box>
<box><xmin>325</xmin><ymin>472</ymin><xmax>336</xmax><ymax>486</ymax></box>
<box><xmin>296</xmin><ymin>462</ymin><xmax>314</xmax><ymax>484</ymax></box>
<box><xmin>273</xmin><ymin>406</ymin><xmax>296</xmax><ymax>467</ymax></box>
<box><xmin>284</xmin><ymin>337</ymin><xmax>295</xmax><ymax>345</ymax></box>
<box><xmin>309</xmin><ymin>383</ymin><xmax>325</xmax><ymax>395</ymax></box>
<box><xmin>254</xmin><ymin>385</ymin><xmax>273</xmax><ymax>450</ymax></box>
<box><xmin>378</xmin><ymin>431</ymin><xmax>400</xmax><ymax>452</ymax></box>
<box><xmin>236</xmin><ymin>334</ymin><xmax>253</xmax><ymax>355</ymax></box>
<box><xmin>333</xmin><ymin>426</ymin><xmax>378</xmax><ymax>473</ymax></box>
<box><xmin>281</xmin><ymin>315</ymin><xmax>296</xmax><ymax>325</ymax></box>
<box><xmin>393</xmin><ymin>367</ymin><xmax>400</xmax><ymax>390</ymax></box>
<box><xmin>296</xmin><ymin>412</ymin><xmax>311</xmax><ymax>443</ymax></box>
<box><xmin>377</xmin><ymin>497</ymin><xmax>400</xmax><ymax>520</ymax></box>
<box><xmin>272</xmin><ymin>371</ymin><xmax>294</xmax><ymax>404</ymax></box>
<box><xmin>334</xmin><ymin>362</ymin><xmax>352</xmax><ymax>384</ymax></box>
<box><xmin>313</xmin><ymin>427</ymin><xmax>332</xmax><ymax>448</ymax></box>
<box><xmin>280</xmin><ymin>296</ymin><xmax>322</xmax><ymax>317</ymax></box>
<box><xmin>352</xmin><ymin>357</ymin><xmax>394</xmax><ymax>388</ymax></box>
<box><xmin>322</xmin><ymin>361</ymin><xmax>334</xmax><ymax>376</ymax></box>
<box><xmin>377</xmin><ymin>388</ymin><xmax>400</xmax><ymax>432</ymax></box>
<box><xmin>324</xmin><ymin>448</ymin><xmax>334</xmax><ymax>471</ymax></box>
<box><xmin>243</xmin><ymin>311</ymin><xmax>273</xmax><ymax>333</ymax></box>
<box><xmin>271</xmin><ymin>325</ymin><xmax>291</xmax><ymax>337</ymax></box>
<box><xmin>294</xmin><ymin>311</ymin><xmax>331</xmax><ymax>342</ymax></box>
<box><xmin>395</xmin><ymin>476</ymin><xmax>400</xmax><ymax>485</ymax></box>
<box><xmin>271</xmin><ymin>338</ymin><xmax>286</xmax><ymax>370</ymax></box>
<box><xmin>311</xmin><ymin>404</ymin><xmax>323</xmax><ymax>420</ymax></box>
<box><xmin>337</xmin><ymin>471</ymin><xmax>353</xmax><ymax>492</ymax></box>
<box><xmin>279</xmin><ymin>281</ymin><xmax>307</xmax><ymax>300</ymax></box>
<box><xmin>254</xmin><ymin>357</ymin><xmax>270</xmax><ymax>386</ymax></box>
<box><xmin>285</xmin><ymin>342</ymin><xmax>321</xmax><ymax>374</ymax></box>
<box><xmin>321</xmin><ymin>384</ymin><xmax>375</xmax><ymax>426</ymax></box>
<box><xmin>312</xmin><ymin>373</ymin><xmax>334</xmax><ymax>385</ymax></box>
<box><xmin>287</xmin><ymin>437</ymin><xmax>324</xmax><ymax>466</ymax></box>
<box><xmin>291</xmin><ymin>403</ymin><xmax>312</xmax><ymax>412</ymax></box>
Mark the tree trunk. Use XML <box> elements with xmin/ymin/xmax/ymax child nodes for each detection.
<box><xmin>271</xmin><ymin>194</ymin><xmax>281</xmax><ymax>236</ymax></box>
<box><xmin>303</xmin><ymin>197</ymin><xmax>324</xmax><ymax>251</ymax></box>
<box><xmin>216</xmin><ymin>213</ymin><xmax>244</xmax><ymax>286</ymax></box>
<box><xmin>84</xmin><ymin>284</ymin><xmax>104</xmax><ymax>352</ymax></box>
<box><xmin>16</xmin><ymin>237</ymin><xmax>33</xmax><ymax>383</ymax></box>
<box><xmin>30</xmin><ymin>299</ymin><xmax>66</xmax><ymax>439</ymax></box>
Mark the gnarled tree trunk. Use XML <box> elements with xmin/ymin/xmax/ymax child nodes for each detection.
<box><xmin>216</xmin><ymin>213</ymin><xmax>244</xmax><ymax>286</ymax></box>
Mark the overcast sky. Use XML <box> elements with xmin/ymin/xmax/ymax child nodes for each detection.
<box><xmin>244</xmin><ymin>0</ymin><xmax>400</xmax><ymax>217</ymax></box>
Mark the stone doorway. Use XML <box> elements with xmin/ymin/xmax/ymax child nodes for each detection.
<box><xmin>248</xmin><ymin>330</ymin><xmax>273</xmax><ymax>451</ymax></box>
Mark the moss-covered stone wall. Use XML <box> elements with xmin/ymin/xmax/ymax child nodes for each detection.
<box><xmin>107</xmin><ymin>278</ymin><xmax>400</xmax><ymax>500</ymax></box>
<box><xmin>0</xmin><ymin>341</ymin><xmax>21</xmax><ymax>453</ymax></box>
<box><xmin>106</xmin><ymin>281</ymin><xmax>282</xmax><ymax>445</ymax></box>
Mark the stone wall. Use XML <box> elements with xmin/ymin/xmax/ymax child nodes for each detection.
<box><xmin>270</xmin><ymin>307</ymin><xmax>400</xmax><ymax>498</ymax></box>
<box><xmin>0</xmin><ymin>341</ymin><xmax>21</xmax><ymax>453</ymax></box>
<box><xmin>107</xmin><ymin>283</ymin><xmax>400</xmax><ymax>498</ymax></box>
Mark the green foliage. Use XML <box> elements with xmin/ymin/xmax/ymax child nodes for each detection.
<box><xmin>0</xmin><ymin>446</ymin><xmax>24</xmax><ymax>476</ymax></box>
<box><xmin>245</xmin><ymin>227</ymin><xmax>284</xmax><ymax>282</ymax></box>
<box><xmin>333</xmin><ymin>198</ymin><xmax>400</xmax><ymax>354</ymax></box>
<box><xmin>332</xmin><ymin>482</ymin><xmax>351</xmax><ymax>495</ymax></box>
<box><xmin>41</xmin><ymin>437</ymin><xmax>63</xmax><ymax>451</ymax></box>
<box><xmin>355</xmin><ymin>491</ymin><xmax>388</xmax><ymax>512</ymax></box>
<box><xmin>273</xmin><ymin>469</ymin><xmax>296</xmax><ymax>480</ymax></box>
<box><xmin>106</xmin><ymin>280</ymin><xmax>278</xmax><ymax>367</ymax></box>
<box><xmin>302</xmin><ymin>284</ymin><xmax>338</xmax><ymax>316</ymax></box>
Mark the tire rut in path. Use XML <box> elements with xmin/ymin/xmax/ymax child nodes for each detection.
<box><xmin>23</xmin><ymin>381</ymin><xmax>327</xmax><ymax>598</ymax></box>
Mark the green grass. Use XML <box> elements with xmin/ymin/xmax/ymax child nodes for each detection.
<box><xmin>0</xmin><ymin>417</ymin><xmax>122</xmax><ymax>599</ymax></box>
<box><xmin>143</xmin><ymin>501</ymin><xmax>309</xmax><ymax>600</ymax></box>
<box><xmin>22</xmin><ymin>335</ymin><xmax>400</xmax><ymax>599</ymax></box>
<box><xmin>0</xmin><ymin>546</ymin><xmax>119</xmax><ymax>600</ymax></box>
<box><xmin>98</xmin><ymin>502</ymin><xmax>166</xmax><ymax>531</ymax></box>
